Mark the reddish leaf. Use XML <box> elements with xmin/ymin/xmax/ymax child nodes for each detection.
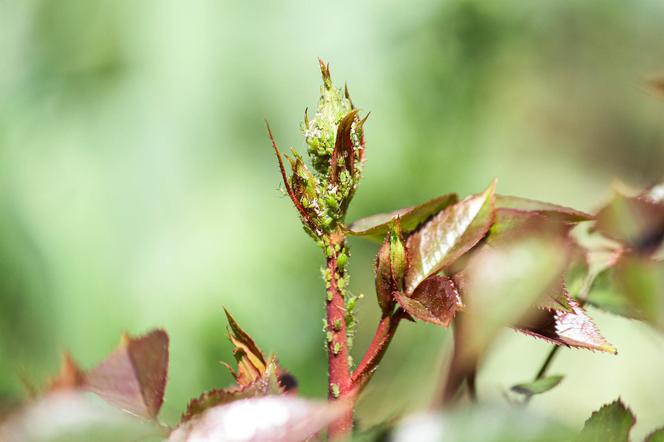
<box><xmin>46</xmin><ymin>352</ymin><xmax>85</xmax><ymax>393</ymax></box>
<box><xmin>223</xmin><ymin>308</ymin><xmax>268</xmax><ymax>386</ymax></box>
<box><xmin>330</xmin><ymin>110</ymin><xmax>359</xmax><ymax>184</ymax></box>
<box><xmin>182</xmin><ymin>312</ymin><xmax>294</xmax><ymax>422</ymax></box>
<box><xmin>170</xmin><ymin>396</ymin><xmax>351</xmax><ymax>442</ymax></box>
<box><xmin>495</xmin><ymin>195</ymin><xmax>593</xmax><ymax>223</ymax></box>
<box><xmin>516</xmin><ymin>289</ymin><xmax>616</xmax><ymax>354</ymax></box>
<box><xmin>347</xmin><ymin>193</ymin><xmax>459</xmax><ymax>242</ymax></box>
<box><xmin>394</xmin><ymin>276</ymin><xmax>462</xmax><ymax>327</ymax></box>
<box><xmin>404</xmin><ymin>181</ymin><xmax>496</xmax><ymax>294</ymax></box>
<box><xmin>84</xmin><ymin>329</ymin><xmax>169</xmax><ymax>420</ymax></box>
<box><xmin>488</xmin><ymin>209</ymin><xmax>574</xmax><ymax>247</ymax></box>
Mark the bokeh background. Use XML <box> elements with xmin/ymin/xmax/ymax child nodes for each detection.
<box><xmin>1</xmin><ymin>0</ymin><xmax>664</xmax><ymax>438</ymax></box>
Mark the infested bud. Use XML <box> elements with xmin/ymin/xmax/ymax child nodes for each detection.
<box><xmin>270</xmin><ymin>60</ymin><xmax>369</xmax><ymax>238</ymax></box>
<box><xmin>302</xmin><ymin>60</ymin><xmax>366</xmax><ymax>217</ymax></box>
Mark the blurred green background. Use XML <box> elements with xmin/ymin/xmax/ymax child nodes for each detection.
<box><xmin>1</xmin><ymin>0</ymin><xmax>663</xmax><ymax>438</ymax></box>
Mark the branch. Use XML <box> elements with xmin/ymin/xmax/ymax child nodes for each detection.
<box><xmin>351</xmin><ymin>308</ymin><xmax>404</xmax><ymax>391</ymax></box>
<box><xmin>325</xmin><ymin>244</ymin><xmax>353</xmax><ymax>439</ymax></box>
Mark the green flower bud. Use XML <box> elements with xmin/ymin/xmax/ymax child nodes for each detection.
<box><xmin>374</xmin><ymin>218</ymin><xmax>407</xmax><ymax>315</ymax></box>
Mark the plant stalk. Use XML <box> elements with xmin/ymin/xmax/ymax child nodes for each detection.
<box><xmin>325</xmin><ymin>241</ymin><xmax>353</xmax><ymax>439</ymax></box>
<box><xmin>351</xmin><ymin>308</ymin><xmax>404</xmax><ymax>391</ymax></box>
<box><xmin>523</xmin><ymin>345</ymin><xmax>561</xmax><ymax>406</ymax></box>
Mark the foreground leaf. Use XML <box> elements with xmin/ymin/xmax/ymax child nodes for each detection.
<box><xmin>577</xmin><ymin>399</ymin><xmax>635</xmax><ymax>442</ymax></box>
<box><xmin>455</xmin><ymin>225</ymin><xmax>571</xmax><ymax>356</ymax></box>
<box><xmin>517</xmin><ymin>290</ymin><xmax>616</xmax><ymax>354</ymax></box>
<box><xmin>0</xmin><ymin>392</ymin><xmax>162</xmax><ymax>442</ymax></box>
<box><xmin>405</xmin><ymin>180</ymin><xmax>496</xmax><ymax>294</ymax></box>
<box><xmin>511</xmin><ymin>375</ymin><xmax>564</xmax><ymax>398</ymax></box>
<box><xmin>392</xmin><ymin>406</ymin><xmax>575</xmax><ymax>442</ymax></box>
<box><xmin>170</xmin><ymin>396</ymin><xmax>351</xmax><ymax>442</ymax></box>
<box><xmin>84</xmin><ymin>330</ymin><xmax>169</xmax><ymax>420</ymax></box>
<box><xmin>441</xmin><ymin>227</ymin><xmax>572</xmax><ymax>404</ymax></box>
<box><xmin>348</xmin><ymin>193</ymin><xmax>458</xmax><ymax>242</ymax></box>
<box><xmin>395</xmin><ymin>276</ymin><xmax>462</xmax><ymax>327</ymax></box>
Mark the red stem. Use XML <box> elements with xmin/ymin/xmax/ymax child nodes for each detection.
<box><xmin>351</xmin><ymin>309</ymin><xmax>403</xmax><ymax>391</ymax></box>
<box><xmin>325</xmin><ymin>250</ymin><xmax>353</xmax><ymax>440</ymax></box>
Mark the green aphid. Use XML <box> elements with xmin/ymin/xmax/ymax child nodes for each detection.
<box><xmin>336</xmin><ymin>251</ymin><xmax>348</xmax><ymax>267</ymax></box>
<box><xmin>331</xmin><ymin>383</ymin><xmax>340</xmax><ymax>398</ymax></box>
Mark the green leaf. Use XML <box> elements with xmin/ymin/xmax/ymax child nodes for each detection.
<box><xmin>577</xmin><ymin>399</ymin><xmax>635</xmax><ymax>442</ymax></box>
<box><xmin>404</xmin><ymin>181</ymin><xmax>496</xmax><ymax>294</ymax></box>
<box><xmin>394</xmin><ymin>276</ymin><xmax>463</xmax><ymax>327</ymax></box>
<box><xmin>347</xmin><ymin>193</ymin><xmax>458</xmax><ymax>242</ymax></box>
<box><xmin>646</xmin><ymin>427</ymin><xmax>664</xmax><ymax>442</ymax></box>
<box><xmin>585</xmin><ymin>285</ymin><xmax>640</xmax><ymax>320</ymax></box>
<box><xmin>611</xmin><ymin>254</ymin><xmax>664</xmax><ymax>329</ymax></box>
<box><xmin>495</xmin><ymin>195</ymin><xmax>593</xmax><ymax>223</ymax></box>
<box><xmin>595</xmin><ymin>191</ymin><xmax>664</xmax><ymax>256</ymax></box>
<box><xmin>510</xmin><ymin>375</ymin><xmax>564</xmax><ymax>397</ymax></box>
<box><xmin>84</xmin><ymin>330</ymin><xmax>169</xmax><ymax>420</ymax></box>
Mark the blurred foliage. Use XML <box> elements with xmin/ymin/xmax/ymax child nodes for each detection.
<box><xmin>1</xmin><ymin>0</ymin><xmax>664</xmax><ymax>439</ymax></box>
